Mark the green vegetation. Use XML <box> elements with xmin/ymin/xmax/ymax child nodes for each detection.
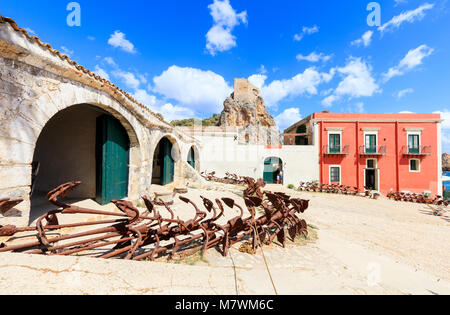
<box><xmin>171</xmin><ymin>114</ymin><xmax>221</xmax><ymax>127</ymax></box>
<box><xmin>288</xmin><ymin>184</ymin><xmax>296</xmax><ymax>190</ymax></box>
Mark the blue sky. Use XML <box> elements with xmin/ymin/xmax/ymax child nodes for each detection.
<box><xmin>1</xmin><ymin>0</ymin><xmax>449</xmax><ymax>151</ymax></box>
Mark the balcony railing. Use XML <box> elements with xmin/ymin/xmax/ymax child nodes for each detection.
<box><xmin>359</xmin><ymin>145</ymin><xmax>387</xmax><ymax>156</ymax></box>
<box><xmin>323</xmin><ymin>145</ymin><xmax>350</xmax><ymax>155</ymax></box>
<box><xmin>402</xmin><ymin>145</ymin><xmax>432</xmax><ymax>156</ymax></box>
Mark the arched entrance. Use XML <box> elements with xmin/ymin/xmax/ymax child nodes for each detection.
<box><xmin>152</xmin><ymin>137</ymin><xmax>175</xmax><ymax>186</ymax></box>
<box><xmin>263</xmin><ymin>157</ymin><xmax>283</xmax><ymax>184</ymax></box>
<box><xmin>31</xmin><ymin>104</ymin><xmax>131</xmax><ymax>221</ymax></box>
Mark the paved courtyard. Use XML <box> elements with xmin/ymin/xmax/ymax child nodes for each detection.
<box><xmin>0</xmin><ymin>183</ymin><xmax>449</xmax><ymax>295</ymax></box>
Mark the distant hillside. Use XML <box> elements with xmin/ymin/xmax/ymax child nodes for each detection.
<box><xmin>171</xmin><ymin>114</ymin><xmax>220</xmax><ymax>127</ymax></box>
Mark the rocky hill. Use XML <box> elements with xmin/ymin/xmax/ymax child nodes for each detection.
<box><xmin>219</xmin><ymin>78</ymin><xmax>276</xmax><ymax>128</ymax></box>
<box><xmin>444</xmin><ymin>153</ymin><xmax>450</xmax><ymax>171</ymax></box>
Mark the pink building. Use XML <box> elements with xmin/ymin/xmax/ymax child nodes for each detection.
<box><xmin>284</xmin><ymin>112</ymin><xmax>443</xmax><ymax>196</ymax></box>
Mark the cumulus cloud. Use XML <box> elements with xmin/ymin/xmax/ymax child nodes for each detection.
<box><xmin>249</xmin><ymin>68</ymin><xmax>334</xmax><ymax>107</ymax></box>
<box><xmin>206</xmin><ymin>0</ymin><xmax>247</xmax><ymax>55</ymax></box>
<box><xmin>296</xmin><ymin>52</ymin><xmax>333</xmax><ymax>63</ymax></box>
<box><xmin>322</xmin><ymin>58</ymin><xmax>380</xmax><ymax>107</ymax></box>
<box><xmin>60</xmin><ymin>46</ymin><xmax>74</xmax><ymax>57</ymax></box>
<box><xmin>152</xmin><ymin>65</ymin><xmax>233</xmax><ymax>113</ymax></box>
<box><xmin>378</xmin><ymin>3</ymin><xmax>435</xmax><ymax>33</ymax></box>
<box><xmin>94</xmin><ymin>65</ymin><xmax>110</xmax><ymax>80</ymax></box>
<box><xmin>294</xmin><ymin>25</ymin><xmax>319</xmax><ymax>41</ymax></box>
<box><xmin>395</xmin><ymin>88</ymin><xmax>414</xmax><ymax>99</ymax></box>
<box><xmin>108</xmin><ymin>31</ymin><xmax>137</xmax><ymax>54</ymax></box>
<box><xmin>382</xmin><ymin>45</ymin><xmax>434</xmax><ymax>82</ymax></box>
<box><xmin>275</xmin><ymin>108</ymin><xmax>302</xmax><ymax>131</ymax></box>
<box><xmin>112</xmin><ymin>70</ymin><xmax>142</xmax><ymax>90</ymax></box>
<box><xmin>351</xmin><ymin>30</ymin><xmax>373</xmax><ymax>47</ymax></box>
<box><xmin>133</xmin><ymin>89</ymin><xmax>195</xmax><ymax>121</ymax></box>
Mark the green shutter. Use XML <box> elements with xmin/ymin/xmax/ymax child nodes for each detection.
<box><xmin>329</xmin><ymin>134</ymin><xmax>341</xmax><ymax>153</ymax></box>
<box><xmin>365</xmin><ymin>135</ymin><xmax>377</xmax><ymax>154</ymax></box>
<box><xmin>96</xmin><ymin>115</ymin><xmax>129</xmax><ymax>205</ymax></box>
<box><xmin>263</xmin><ymin>159</ymin><xmax>274</xmax><ymax>184</ymax></box>
<box><xmin>408</xmin><ymin>135</ymin><xmax>420</xmax><ymax>154</ymax></box>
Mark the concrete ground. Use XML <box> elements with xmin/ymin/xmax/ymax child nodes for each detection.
<box><xmin>0</xmin><ymin>183</ymin><xmax>449</xmax><ymax>295</ymax></box>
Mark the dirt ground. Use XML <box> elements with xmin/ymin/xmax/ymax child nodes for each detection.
<box><xmin>0</xmin><ymin>183</ymin><xmax>449</xmax><ymax>295</ymax></box>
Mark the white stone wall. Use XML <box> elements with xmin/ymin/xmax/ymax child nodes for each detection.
<box><xmin>193</xmin><ymin>129</ymin><xmax>319</xmax><ymax>186</ymax></box>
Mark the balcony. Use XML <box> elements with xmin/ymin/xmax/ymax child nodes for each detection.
<box><xmin>359</xmin><ymin>145</ymin><xmax>386</xmax><ymax>156</ymax></box>
<box><xmin>402</xmin><ymin>145</ymin><xmax>432</xmax><ymax>156</ymax></box>
<box><xmin>323</xmin><ymin>145</ymin><xmax>350</xmax><ymax>156</ymax></box>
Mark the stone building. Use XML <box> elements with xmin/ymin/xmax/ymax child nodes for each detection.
<box><xmin>0</xmin><ymin>16</ymin><xmax>202</xmax><ymax>225</ymax></box>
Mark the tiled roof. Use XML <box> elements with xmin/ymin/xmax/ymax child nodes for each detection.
<box><xmin>0</xmin><ymin>14</ymin><xmax>171</xmax><ymax>128</ymax></box>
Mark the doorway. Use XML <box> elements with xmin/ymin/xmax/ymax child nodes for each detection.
<box><xmin>152</xmin><ymin>137</ymin><xmax>175</xmax><ymax>186</ymax></box>
<box><xmin>365</xmin><ymin>159</ymin><xmax>378</xmax><ymax>191</ymax></box>
<box><xmin>263</xmin><ymin>157</ymin><xmax>283</xmax><ymax>184</ymax></box>
<box><xmin>31</xmin><ymin>104</ymin><xmax>130</xmax><ymax>222</ymax></box>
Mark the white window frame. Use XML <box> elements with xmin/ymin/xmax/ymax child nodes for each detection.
<box><xmin>366</xmin><ymin>158</ymin><xmax>377</xmax><ymax>169</ymax></box>
<box><xmin>328</xmin><ymin>130</ymin><xmax>342</xmax><ymax>154</ymax></box>
<box><xmin>329</xmin><ymin>165</ymin><xmax>341</xmax><ymax>184</ymax></box>
<box><xmin>407</xmin><ymin>131</ymin><xmax>421</xmax><ymax>154</ymax></box>
<box><xmin>364</xmin><ymin>131</ymin><xmax>378</xmax><ymax>154</ymax></box>
<box><xmin>409</xmin><ymin>158</ymin><xmax>421</xmax><ymax>173</ymax></box>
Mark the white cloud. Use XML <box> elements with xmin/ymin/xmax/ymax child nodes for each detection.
<box><xmin>206</xmin><ymin>0</ymin><xmax>247</xmax><ymax>55</ymax></box>
<box><xmin>351</xmin><ymin>30</ymin><xmax>374</xmax><ymax>47</ymax></box>
<box><xmin>112</xmin><ymin>70</ymin><xmax>141</xmax><ymax>90</ymax></box>
<box><xmin>355</xmin><ymin>102</ymin><xmax>365</xmax><ymax>113</ymax></box>
<box><xmin>25</xmin><ymin>27</ymin><xmax>36</xmax><ymax>35</ymax></box>
<box><xmin>294</xmin><ymin>25</ymin><xmax>319</xmax><ymax>41</ymax></box>
<box><xmin>378</xmin><ymin>3</ymin><xmax>435</xmax><ymax>33</ymax></box>
<box><xmin>434</xmin><ymin>110</ymin><xmax>450</xmax><ymax>129</ymax></box>
<box><xmin>94</xmin><ymin>65</ymin><xmax>110</xmax><ymax>80</ymax></box>
<box><xmin>152</xmin><ymin>65</ymin><xmax>233</xmax><ymax>113</ymax></box>
<box><xmin>275</xmin><ymin>108</ymin><xmax>302</xmax><ymax>131</ymax></box>
<box><xmin>383</xmin><ymin>45</ymin><xmax>434</xmax><ymax>82</ymax></box>
<box><xmin>258</xmin><ymin>65</ymin><xmax>268</xmax><ymax>74</ymax></box>
<box><xmin>296</xmin><ymin>52</ymin><xmax>332</xmax><ymax>63</ymax></box>
<box><xmin>108</xmin><ymin>31</ymin><xmax>137</xmax><ymax>54</ymax></box>
<box><xmin>248</xmin><ymin>74</ymin><xmax>267</xmax><ymax>90</ymax></box>
<box><xmin>396</xmin><ymin>88</ymin><xmax>414</xmax><ymax>99</ymax></box>
<box><xmin>104</xmin><ymin>57</ymin><xmax>117</xmax><ymax>66</ymax></box>
<box><xmin>322</xmin><ymin>58</ymin><xmax>380</xmax><ymax>107</ymax></box>
<box><xmin>133</xmin><ymin>89</ymin><xmax>195</xmax><ymax>121</ymax></box>
<box><xmin>249</xmin><ymin>68</ymin><xmax>334</xmax><ymax>107</ymax></box>
<box><xmin>60</xmin><ymin>46</ymin><xmax>74</xmax><ymax>57</ymax></box>
<box><xmin>87</xmin><ymin>36</ymin><xmax>96</xmax><ymax>41</ymax></box>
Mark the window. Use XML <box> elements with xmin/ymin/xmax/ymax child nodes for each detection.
<box><xmin>367</xmin><ymin>159</ymin><xmax>376</xmax><ymax>169</ymax></box>
<box><xmin>408</xmin><ymin>134</ymin><xmax>420</xmax><ymax>154</ymax></box>
<box><xmin>329</xmin><ymin>133</ymin><xmax>341</xmax><ymax>153</ymax></box>
<box><xmin>365</xmin><ymin>134</ymin><xmax>377</xmax><ymax>154</ymax></box>
<box><xmin>410</xmin><ymin>159</ymin><xmax>420</xmax><ymax>172</ymax></box>
<box><xmin>330</xmin><ymin>166</ymin><xmax>341</xmax><ymax>183</ymax></box>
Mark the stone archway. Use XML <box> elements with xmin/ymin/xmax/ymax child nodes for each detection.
<box><xmin>187</xmin><ymin>145</ymin><xmax>200</xmax><ymax>171</ymax></box>
<box><xmin>30</xmin><ymin>103</ymin><xmax>140</xmax><ymax>223</ymax></box>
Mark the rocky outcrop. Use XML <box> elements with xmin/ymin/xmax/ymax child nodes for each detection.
<box><xmin>443</xmin><ymin>153</ymin><xmax>450</xmax><ymax>171</ymax></box>
<box><xmin>219</xmin><ymin>78</ymin><xmax>276</xmax><ymax>128</ymax></box>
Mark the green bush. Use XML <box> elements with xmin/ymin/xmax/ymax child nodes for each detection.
<box><xmin>288</xmin><ymin>184</ymin><xmax>295</xmax><ymax>190</ymax></box>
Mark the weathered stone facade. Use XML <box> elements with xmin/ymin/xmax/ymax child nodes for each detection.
<box><xmin>443</xmin><ymin>153</ymin><xmax>450</xmax><ymax>171</ymax></box>
<box><xmin>0</xmin><ymin>18</ymin><xmax>201</xmax><ymax>225</ymax></box>
<box><xmin>219</xmin><ymin>78</ymin><xmax>279</xmax><ymax>145</ymax></box>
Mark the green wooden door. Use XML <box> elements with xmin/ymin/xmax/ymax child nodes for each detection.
<box><xmin>263</xmin><ymin>159</ymin><xmax>274</xmax><ymax>184</ymax></box>
<box><xmin>161</xmin><ymin>137</ymin><xmax>174</xmax><ymax>186</ymax></box>
<box><xmin>187</xmin><ymin>147</ymin><xmax>195</xmax><ymax>169</ymax></box>
<box><xmin>96</xmin><ymin>115</ymin><xmax>129</xmax><ymax>205</ymax></box>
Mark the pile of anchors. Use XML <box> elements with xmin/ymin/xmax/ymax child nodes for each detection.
<box><xmin>387</xmin><ymin>191</ymin><xmax>449</xmax><ymax>206</ymax></box>
<box><xmin>200</xmin><ymin>171</ymin><xmax>247</xmax><ymax>185</ymax></box>
<box><xmin>0</xmin><ymin>177</ymin><xmax>309</xmax><ymax>261</ymax></box>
